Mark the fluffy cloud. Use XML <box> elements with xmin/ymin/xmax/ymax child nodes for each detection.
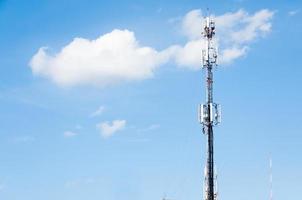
<box><xmin>29</xmin><ymin>9</ymin><xmax>274</xmax><ymax>87</ymax></box>
<box><xmin>217</xmin><ymin>9</ymin><xmax>274</xmax><ymax>44</ymax></box>
<box><xmin>169</xmin><ymin>40</ymin><xmax>203</xmax><ymax>70</ymax></box>
<box><xmin>181</xmin><ymin>9</ymin><xmax>203</xmax><ymax>40</ymax></box>
<box><xmin>171</xmin><ymin>9</ymin><xmax>274</xmax><ymax>67</ymax></box>
<box><xmin>220</xmin><ymin>46</ymin><xmax>248</xmax><ymax>64</ymax></box>
<box><xmin>96</xmin><ymin>119</ymin><xmax>126</xmax><ymax>138</ymax></box>
<box><xmin>30</xmin><ymin>29</ymin><xmax>170</xmax><ymax>87</ymax></box>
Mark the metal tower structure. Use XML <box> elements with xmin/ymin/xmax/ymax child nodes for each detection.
<box><xmin>198</xmin><ymin>14</ymin><xmax>221</xmax><ymax>200</ymax></box>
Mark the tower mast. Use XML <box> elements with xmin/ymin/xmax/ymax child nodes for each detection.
<box><xmin>198</xmin><ymin>14</ymin><xmax>221</xmax><ymax>200</ymax></box>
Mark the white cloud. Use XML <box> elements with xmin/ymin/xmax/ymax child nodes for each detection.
<box><xmin>217</xmin><ymin>9</ymin><xmax>274</xmax><ymax>44</ymax></box>
<box><xmin>29</xmin><ymin>9</ymin><xmax>274</xmax><ymax>87</ymax></box>
<box><xmin>171</xmin><ymin>9</ymin><xmax>274</xmax><ymax>67</ymax></box>
<box><xmin>63</xmin><ymin>131</ymin><xmax>77</xmax><ymax>138</ymax></box>
<box><xmin>96</xmin><ymin>119</ymin><xmax>126</xmax><ymax>138</ymax></box>
<box><xmin>170</xmin><ymin>40</ymin><xmax>203</xmax><ymax>70</ymax></box>
<box><xmin>30</xmin><ymin>29</ymin><xmax>171</xmax><ymax>87</ymax></box>
<box><xmin>181</xmin><ymin>9</ymin><xmax>203</xmax><ymax>40</ymax></box>
<box><xmin>180</xmin><ymin>9</ymin><xmax>273</xmax><ymax>44</ymax></box>
<box><xmin>289</xmin><ymin>10</ymin><xmax>299</xmax><ymax>16</ymax></box>
<box><xmin>90</xmin><ymin>106</ymin><xmax>105</xmax><ymax>117</ymax></box>
<box><xmin>220</xmin><ymin>46</ymin><xmax>248</xmax><ymax>64</ymax></box>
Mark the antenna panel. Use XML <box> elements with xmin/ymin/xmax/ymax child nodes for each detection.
<box><xmin>198</xmin><ymin>103</ymin><xmax>221</xmax><ymax>125</ymax></box>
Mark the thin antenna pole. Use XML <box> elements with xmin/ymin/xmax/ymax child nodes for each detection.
<box><xmin>269</xmin><ymin>156</ymin><xmax>273</xmax><ymax>200</ymax></box>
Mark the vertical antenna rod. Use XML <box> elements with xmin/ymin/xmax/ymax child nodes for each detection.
<box><xmin>269</xmin><ymin>157</ymin><xmax>273</xmax><ymax>200</ymax></box>
<box><xmin>198</xmin><ymin>13</ymin><xmax>221</xmax><ymax>200</ymax></box>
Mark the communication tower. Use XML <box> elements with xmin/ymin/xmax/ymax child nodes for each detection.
<box><xmin>198</xmin><ymin>14</ymin><xmax>221</xmax><ymax>200</ymax></box>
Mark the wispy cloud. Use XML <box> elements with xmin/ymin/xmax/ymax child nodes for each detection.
<box><xmin>63</xmin><ymin>131</ymin><xmax>77</xmax><ymax>138</ymax></box>
<box><xmin>90</xmin><ymin>106</ymin><xmax>105</xmax><ymax>117</ymax></box>
<box><xmin>96</xmin><ymin>120</ymin><xmax>126</xmax><ymax>138</ymax></box>
<box><xmin>288</xmin><ymin>10</ymin><xmax>299</xmax><ymax>16</ymax></box>
<box><xmin>137</xmin><ymin>124</ymin><xmax>160</xmax><ymax>133</ymax></box>
<box><xmin>12</xmin><ymin>136</ymin><xmax>35</xmax><ymax>143</ymax></box>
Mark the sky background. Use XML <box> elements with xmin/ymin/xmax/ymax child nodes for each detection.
<box><xmin>0</xmin><ymin>0</ymin><xmax>302</xmax><ymax>200</ymax></box>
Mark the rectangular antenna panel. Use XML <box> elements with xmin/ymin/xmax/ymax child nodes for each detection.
<box><xmin>198</xmin><ymin>103</ymin><xmax>221</xmax><ymax>125</ymax></box>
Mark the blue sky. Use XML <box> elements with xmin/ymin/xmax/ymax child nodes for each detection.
<box><xmin>0</xmin><ymin>0</ymin><xmax>302</xmax><ymax>200</ymax></box>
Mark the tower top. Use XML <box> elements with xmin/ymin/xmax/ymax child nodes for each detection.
<box><xmin>203</xmin><ymin>16</ymin><xmax>216</xmax><ymax>39</ymax></box>
<box><xmin>202</xmin><ymin>16</ymin><xmax>218</xmax><ymax>68</ymax></box>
